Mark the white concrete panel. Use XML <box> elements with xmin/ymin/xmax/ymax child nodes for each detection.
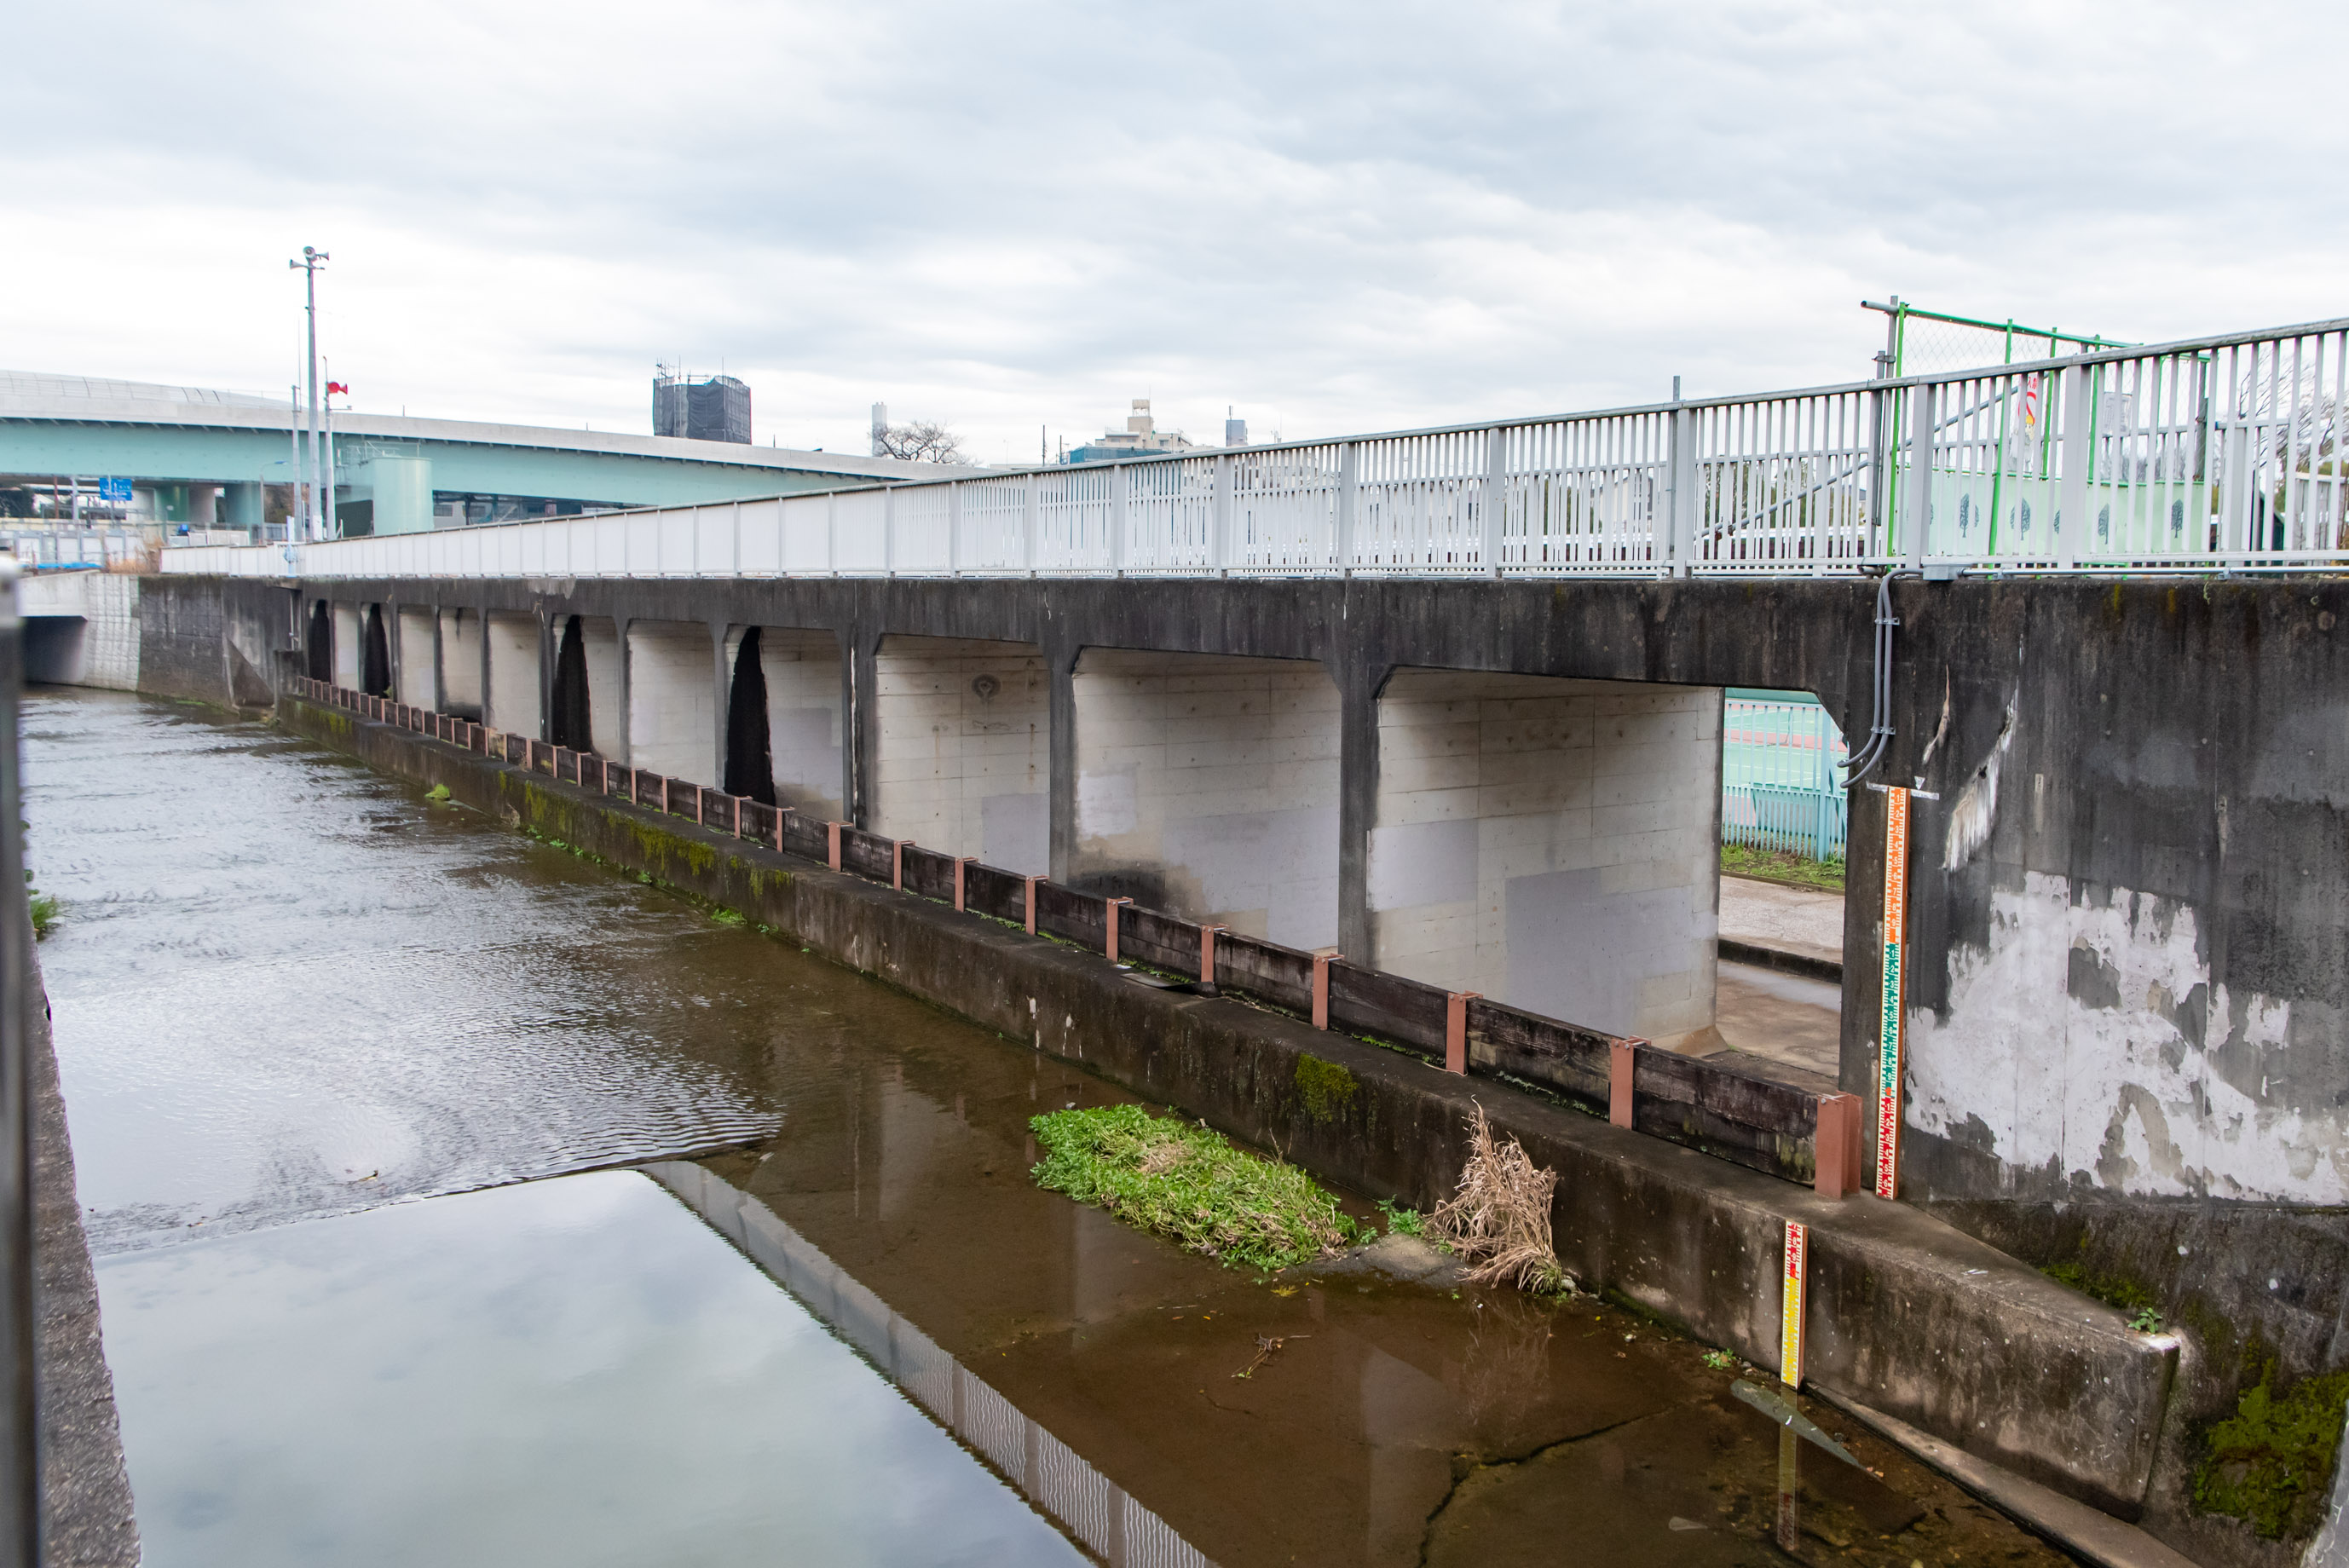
<box><xmin>484</xmin><ymin>611</ymin><xmax>540</xmax><ymax>737</ymax></box>
<box><xmin>331</xmin><ymin>602</ymin><xmax>361</xmax><ymax>689</ymax></box>
<box><xmin>759</xmin><ymin>627</ymin><xmax>843</xmax><ymax>819</ymax></box>
<box><xmin>577</xmin><ymin>617</ymin><xmax>624</xmax><ymax>759</ymax></box>
<box><xmin>873</xmin><ymin>635</ymin><xmax>1047</xmax><ymax>872</ymax></box>
<box><xmin>67</xmin><ymin>575</ymin><xmax>139</xmax><ymax>690</ymax></box>
<box><xmin>1072</xmin><ymin>649</ymin><xmax>1340</xmax><ymax>948</ymax></box>
<box><xmin>627</xmin><ymin>620</ymin><xmax>716</xmax><ymax>785</ymax></box>
<box><xmin>438</xmin><ymin>608</ymin><xmax>483</xmax><ymax>714</ymax></box>
<box><xmin>395</xmin><ymin>608</ymin><xmax>436</xmax><ymax>706</ymax></box>
<box><xmin>1371</xmin><ymin>668</ymin><xmax>1721</xmax><ymax>1046</ymax></box>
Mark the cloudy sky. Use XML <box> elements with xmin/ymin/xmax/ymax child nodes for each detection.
<box><xmin>7</xmin><ymin>0</ymin><xmax>2342</xmax><ymax>463</ymax></box>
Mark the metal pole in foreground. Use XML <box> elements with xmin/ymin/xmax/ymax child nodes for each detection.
<box><xmin>289</xmin><ymin>248</ymin><xmax>329</xmax><ymax>539</ymax></box>
<box><xmin>0</xmin><ymin>556</ymin><xmax>37</xmax><ymax>1567</ymax></box>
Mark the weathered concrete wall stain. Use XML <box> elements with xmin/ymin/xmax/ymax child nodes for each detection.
<box><xmin>1909</xmin><ymin>871</ymin><xmax>2333</xmax><ymax>1203</ymax></box>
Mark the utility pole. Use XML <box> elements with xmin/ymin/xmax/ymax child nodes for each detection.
<box><xmin>288</xmin><ymin>247</ymin><xmax>330</xmax><ymax>539</ymax></box>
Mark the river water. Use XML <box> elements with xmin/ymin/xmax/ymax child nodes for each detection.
<box><xmin>27</xmin><ymin>690</ymin><xmax>2067</xmax><ymax>1566</ymax></box>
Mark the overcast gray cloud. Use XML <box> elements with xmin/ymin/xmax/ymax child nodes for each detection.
<box><xmin>5</xmin><ymin>0</ymin><xmax>2342</xmax><ymax>461</ymax></box>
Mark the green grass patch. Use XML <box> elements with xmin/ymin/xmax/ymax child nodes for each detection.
<box><xmin>26</xmin><ymin>891</ymin><xmax>58</xmax><ymax>942</ymax></box>
<box><xmin>424</xmin><ymin>784</ymin><xmax>452</xmax><ymax>803</ymax></box>
<box><xmin>1030</xmin><ymin>1104</ymin><xmax>1364</xmax><ymax>1271</ymax></box>
<box><xmin>2042</xmin><ymin>1260</ymin><xmax>2165</xmax><ymax>1332</ymax></box>
<box><xmin>1375</xmin><ymin>1198</ymin><xmax>1432</xmax><ymax>1241</ymax></box>
<box><xmin>2195</xmin><ymin>1367</ymin><xmax>2349</xmax><ymax>1539</ymax></box>
<box><xmin>1720</xmin><ymin>843</ymin><xmax>1844</xmax><ymax>895</ymax></box>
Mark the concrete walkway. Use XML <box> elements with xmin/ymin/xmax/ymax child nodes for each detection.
<box><xmin>1718</xmin><ymin>875</ymin><xmax>1844</xmax><ymax>968</ymax></box>
<box><xmin>1711</xmin><ymin>876</ymin><xmax>1847</xmax><ymax>1092</ymax></box>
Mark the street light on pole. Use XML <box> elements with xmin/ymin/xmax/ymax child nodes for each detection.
<box><xmin>287</xmin><ymin>248</ymin><xmax>329</xmax><ymax>539</ymax></box>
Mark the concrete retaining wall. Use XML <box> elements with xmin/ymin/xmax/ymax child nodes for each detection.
<box><xmin>277</xmin><ymin>689</ymin><xmax>2180</xmax><ymax>1525</ymax></box>
<box><xmin>1071</xmin><ymin>649</ymin><xmax>1339</xmax><ymax>948</ymax></box>
<box><xmin>1371</xmin><ymin>668</ymin><xmax>1722</xmax><ymax>1047</ymax></box>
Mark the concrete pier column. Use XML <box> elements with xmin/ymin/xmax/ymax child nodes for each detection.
<box><xmin>709</xmin><ymin>622</ymin><xmax>731</xmax><ymax>788</ymax></box>
<box><xmin>869</xmin><ymin>634</ymin><xmax>1050</xmax><ymax>873</ymax></box>
<box><xmin>395</xmin><ymin>606</ymin><xmax>436</xmax><ymax>706</ymax></box>
<box><xmin>1368</xmin><ymin>669</ymin><xmax>1722</xmax><ymax>1049</ymax></box>
<box><xmin>1070</xmin><ymin>649</ymin><xmax>1342</xmax><ymax>949</ymax></box>
<box><xmin>483</xmin><ymin>610</ymin><xmax>542</xmax><ymax>736</ymax></box>
<box><xmin>224</xmin><ymin>481</ymin><xmax>263</xmax><ymax>533</ymax></box>
<box><xmin>625</xmin><ymin>620</ymin><xmax>719</xmax><ymax>783</ymax></box>
<box><xmin>436</xmin><ymin>608</ymin><xmax>483</xmax><ymax>718</ymax></box>
<box><xmin>1336</xmin><ymin>656</ymin><xmax>1385</xmax><ymax>961</ymax></box>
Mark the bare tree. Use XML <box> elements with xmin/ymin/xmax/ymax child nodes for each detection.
<box><xmin>874</xmin><ymin>420</ymin><xmax>971</xmax><ymax>465</ymax></box>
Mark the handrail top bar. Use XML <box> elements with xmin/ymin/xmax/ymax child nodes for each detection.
<box><xmin>301</xmin><ymin>311</ymin><xmax>2349</xmax><ymax>537</ymax></box>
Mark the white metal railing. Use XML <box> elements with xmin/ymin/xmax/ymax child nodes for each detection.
<box><xmin>160</xmin><ymin>314</ymin><xmax>2349</xmax><ymax>582</ymax></box>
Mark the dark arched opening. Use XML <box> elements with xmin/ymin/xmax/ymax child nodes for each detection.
<box><xmin>361</xmin><ymin>606</ymin><xmax>393</xmax><ymax>697</ymax></box>
<box><xmin>550</xmin><ymin>615</ymin><xmax>594</xmax><ymax>752</ymax></box>
<box><xmin>724</xmin><ymin>628</ymin><xmax>776</xmax><ymax>804</ymax></box>
<box><xmin>307</xmin><ymin>601</ymin><xmax>332</xmax><ymax>681</ymax></box>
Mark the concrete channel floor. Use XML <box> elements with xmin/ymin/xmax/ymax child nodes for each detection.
<box><xmin>1708</xmin><ymin>877</ymin><xmax>1846</xmax><ymax>1092</ymax></box>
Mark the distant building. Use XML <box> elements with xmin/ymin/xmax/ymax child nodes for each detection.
<box><xmin>653</xmin><ymin>370</ymin><xmax>752</xmax><ymax>445</ymax></box>
<box><xmin>1065</xmin><ymin>400</ymin><xmax>1201</xmax><ymax>464</ymax></box>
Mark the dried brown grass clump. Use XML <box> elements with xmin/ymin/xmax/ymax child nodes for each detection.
<box><xmin>1428</xmin><ymin>1104</ymin><xmax>1571</xmax><ymax>1294</ymax></box>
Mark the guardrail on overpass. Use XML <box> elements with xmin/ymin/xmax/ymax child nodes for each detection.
<box><xmin>166</xmin><ymin>314</ymin><xmax>2349</xmax><ymax>580</ymax></box>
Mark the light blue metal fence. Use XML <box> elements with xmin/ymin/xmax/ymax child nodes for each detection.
<box><xmin>1722</xmin><ymin>697</ymin><xmax>1848</xmax><ymax>862</ymax></box>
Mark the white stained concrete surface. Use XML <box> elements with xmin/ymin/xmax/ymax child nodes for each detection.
<box><xmin>874</xmin><ymin>636</ymin><xmax>1048</xmax><ymax>873</ymax></box>
<box><xmin>758</xmin><ymin>627</ymin><xmax>844</xmax><ymax>820</ymax></box>
<box><xmin>438</xmin><ymin>608</ymin><xmax>483</xmax><ymax>715</ymax></box>
<box><xmin>78</xmin><ymin>575</ymin><xmax>139</xmax><ymax>691</ymax></box>
<box><xmin>1072</xmin><ymin>649</ymin><xmax>1340</xmax><ymax>949</ymax></box>
<box><xmin>395</xmin><ymin>608</ymin><xmax>436</xmax><ymax>707</ymax></box>
<box><xmin>483</xmin><ymin>611</ymin><xmax>540</xmax><ymax>737</ymax></box>
<box><xmin>1368</xmin><ymin>669</ymin><xmax>1721</xmax><ymax>1047</ymax></box>
<box><xmin>575</xmin><ymin>617</ymin><xmax>624</xmax><ymax>760</ymax></box>
<box><xmin>332</xmin><ymin>602</ymin><xmax>361</xmax><ymax>690</ymax></box>
<box><xmin>626</xmin><ymin>620</ymin><xmax>716</xmax><ymax>785</ymax></box>
<box><xmin>1718</xmin><ymin>877</ymin><xmax>1844</xmax><ymax>967</ymax></box>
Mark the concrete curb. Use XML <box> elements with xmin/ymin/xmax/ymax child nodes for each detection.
<box><xmin>1717</xmin><ymin>936</ymin><xmax>1845</xmax><ymax>985</ymax></box>
<box><xmin>1819</xmin><ymin>1391</ymin><xmax>2202</xmax><ymax>1568</ymax></box>
<box><xmin>25</xmin><ymin>939</ymin><xmax>140</xmax><ymax>1565</ymax></box>
<box><xmin>284</xmin><ymin>694</ymin><xmax>2179</xmax><ymax>1522</ymax></box>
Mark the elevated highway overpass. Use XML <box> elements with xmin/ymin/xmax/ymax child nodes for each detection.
<box><xmin>0</xmin><ymin>370</ymin><xmax>926</xmax><ymax>534</ymax></box>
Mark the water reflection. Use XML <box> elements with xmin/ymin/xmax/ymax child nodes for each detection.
<box><xmin>96</xmin><ymin>1169</ymin><xmax>1088</xmax><ymax>1568</ymax></box>
<box><xmin>650</xmin><ymin>1160</ymin><xmax>1214</xmax><ymax>1568</ymax></box>
<box><xmin>26</xmin><ymin>692</ymin><xmax>779</xmax><ymax>1254</ymax></box>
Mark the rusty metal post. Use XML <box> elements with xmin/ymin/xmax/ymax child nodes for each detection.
<box><xmin>1105</xmin><ymin>896</ymin><xmax>1130</xmax><ymax>963</ymax></box>
<box><xmin>827</xmin><ymin>821</ymin><xmax>845</xmax><ymax>871</ymax></box>
<box><xmin>1813</xmin><ymin>1092</ymin><xmax>1862</xmax><ymax>1199</ymax></box>
<box><xmin>953</xmin><ymin>856</ymin><xmax>975</xmax><ymax>912</ymax></box>
<box><xmin>1312</xmin><ymin>953</ymin><xmax>1335</xmax><ymax>1029</ymax></box>
<box><xmin>1445</xmin><ymin>991</ymin><xmax>1478</xmax><ymax>1075</ymax></box>
<box><xmin>1609</xmin><ymin>1040</ymin><xmax>1637</xmax><ymax>1127</ymax></box>
<box><xmin>1198</xmin><ymin>925</ymin><xmax>1225</xmax><ymax>994</ymax></box>
<box><xmin>1024</xmin><ymin>875</ymin><xmax>1044</xmax><ymax>935</ymax></box>
<box><xmin>892</xmin><ymin>839</ymin><xmax>913</xmax><ymax>890</ymax></box>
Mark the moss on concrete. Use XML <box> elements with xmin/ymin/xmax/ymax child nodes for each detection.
<box><xmin>1295</xmin><ymin>1052</ymin><xmax>1359</xmax><ymax>1123</ymax></box>
<box><xmin>2193</xmin><ymin>1365</ymin><xmax>2349</xmax><ymax>1540</ymax></box>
